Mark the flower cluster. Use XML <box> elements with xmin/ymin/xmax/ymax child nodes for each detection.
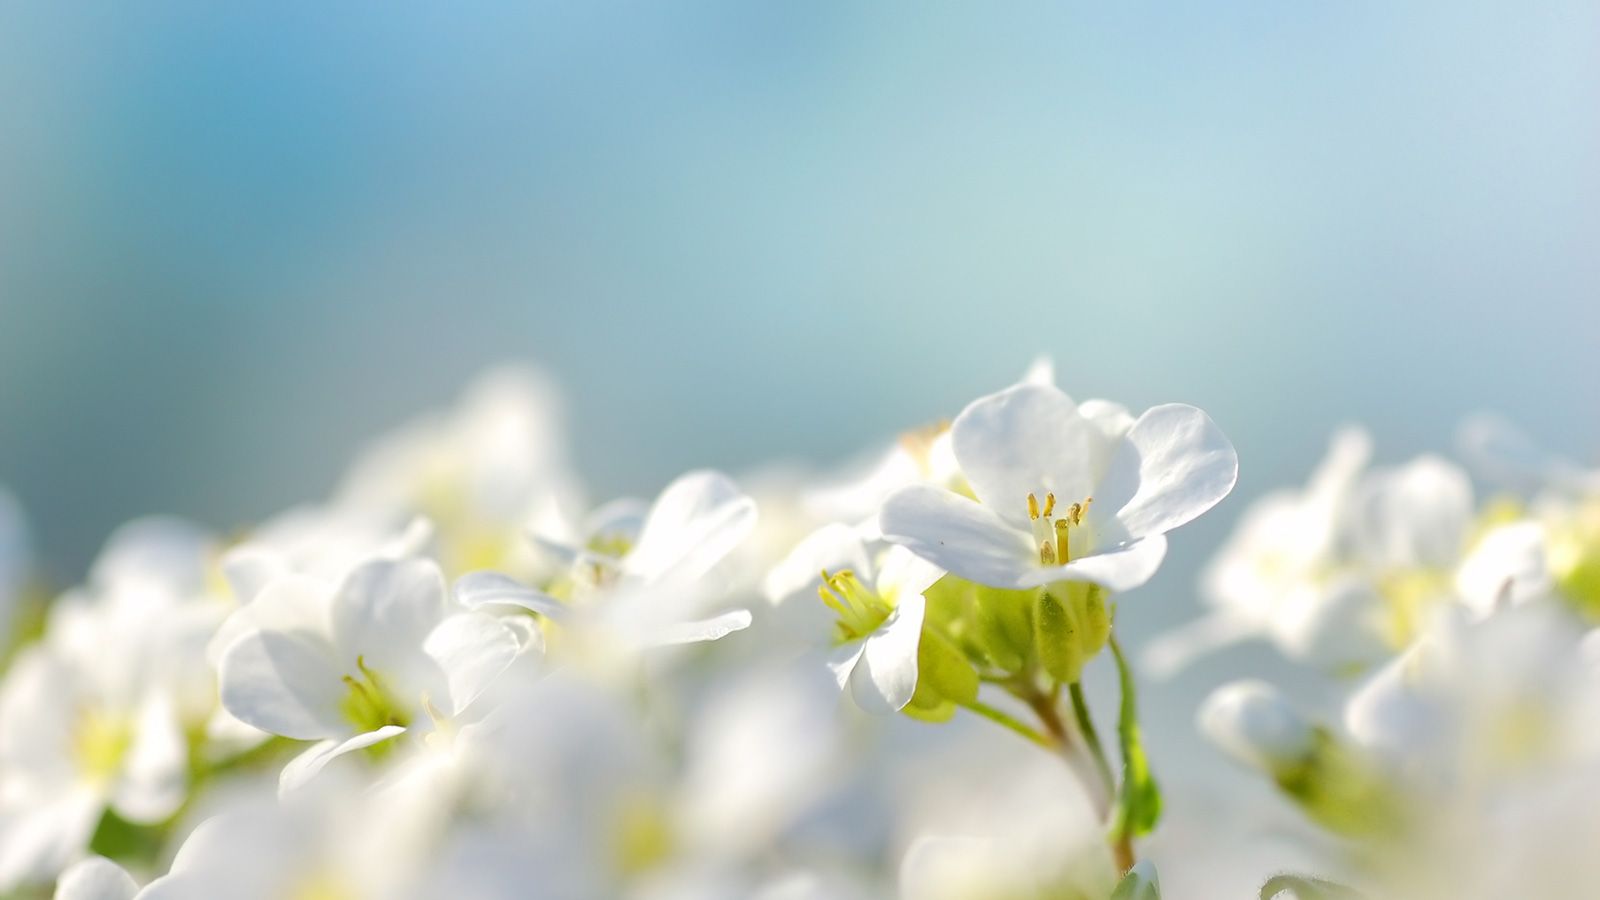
<box><xmin>21</xmin><ymin>358</ymin><xmax>1592</xmax><ymax>900</ymax></box>
<box><xmin>1185</xmin><ymin>418</ymin><xmax>1600</xmax><ymax>899</ymax></box>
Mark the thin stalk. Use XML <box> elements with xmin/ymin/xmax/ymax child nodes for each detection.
<box><xmin>961</xmin><ymin>698</ymin><xmax>1055</xmax><ymax>749</ymax></box>
<box><xmin>1068</xmin><ymin>682</ymin><xmax>1116</xmax><ymax>792</ymax></box>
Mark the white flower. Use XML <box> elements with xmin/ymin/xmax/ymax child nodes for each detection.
<box><xmin>1198</xmin><ymin>680</ymin><xmax>1318</xmax><ymax>776</ymax></box>
<box><xmin>1152</xmin><ymin>433</ymin><xmax>1507</xmax><ymax>675</ymax></box>
<box><xmin>216</xmin><ymin>556</ymin><xmax>521</xmax><ymax>792</ymax></box>
<box><xmin>879</xmin><ymin>380</ymin><xmax>1237</xmax><ymax>593</ymax></box>
<box><xmin>456</xmin><ymin>470</ymin><xmax>756</xmax><ymax>655</ymax></box>
<box><xmin>139</xmin><ymin>778</ymin><xmax>436</xmax><ymax>900</ymax></box>
<box><xmin>52</xmin><ymin>856</ymin><xmax>138</xmax><ymax>900</ymax></box>
<box><xmin>766</xmin><ymin>523</ymin><xmax>942</xmax><ymax>714</ymax></box>
<box><xmin>336</xmin><ymin>365</ymin><xmax>582</xmax><ymax>576</ymax></box>
<box><xmin>0</xmin><ymin>513</ymin><xmax>240</xmax><ymax>893</ymax></box>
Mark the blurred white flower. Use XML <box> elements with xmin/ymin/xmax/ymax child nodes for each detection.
<box><xmin>0</xmin><ymin>520</ymin><xmax>227</xmax><ymax>891</ymax></box>
<box><xmin>1151</xmin><ymin>431</ymin><xmax>1528</xmax><ymax>675</ymax></box>
<box><xmin>337</xmin><ymin>366</ymin><xmax>583</xmax><ymax>577</ymax></box>
<box><xmin>456</xmin><ymin>470</ymin><xmax>756</xmax><ymax>661</ymax></box>
<box><xmin>215</xmin><ymin>556</ymin><xmax>520</xmax><ymax>792</ymax></box>
<box><xmin>52</xmin><ymin>856</ymin><xmax>137</xmax><ymax>900</ymax></box>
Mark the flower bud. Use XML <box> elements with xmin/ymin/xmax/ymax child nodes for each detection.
<box><xmin>1199</xmin><ymin>680</ymin><xmax>1317</xmax><ymax>776</ymax></box>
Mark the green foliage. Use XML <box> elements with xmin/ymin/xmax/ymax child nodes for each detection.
<box><xmin>1110</xmin><ymin>635</ymin><xmax>1161</xmax><ymax>841</ymax></box>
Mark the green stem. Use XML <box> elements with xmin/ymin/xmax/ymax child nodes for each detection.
<box><xmin>1068</xmin><ymin>682</ymin><xmax>1116</xmax><ymax>792</ymax></box>
<box><xmin>961</xmin><ymin>698</ymin><xmax>1055</xmax><ymax>749</ymax></box>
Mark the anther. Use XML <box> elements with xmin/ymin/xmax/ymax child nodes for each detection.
<box><xmin>1027</xmin><ymin>493</ymin><xmax>1040</xmax><ymax>520</ymax></box>
<box><xmin>1043</xmin><ymin>493</ymin><xmax>1056</xmax><ymax>517</ymax></box>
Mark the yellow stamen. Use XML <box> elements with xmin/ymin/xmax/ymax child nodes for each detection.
<box><xmin>1054</xmin><ymin>518</ymin><xmax>1072</xmax><ymax>564</ymax></box>
<box><xmin>1043</xmin><ymin>492</ymin><xmax>1056</xmax><ymax>517</ymax></box>
<box><xmin>1040</xmin><ymin>541</ymin><xmax>1057</xmax><ymax>565</ymax></box>
<box><xmin>1027</xmin><ymin>493</ymin><xmax>1040</xmax><ymax>520</ymax></box>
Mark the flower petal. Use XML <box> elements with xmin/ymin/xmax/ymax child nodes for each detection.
<box><xmin>762</xmin><ymin>523</ymin><xmax>871</xmax><ymax>605</ymax></box>
<box><xmin>1352</xmin><ymin>455</ymin><xmax>1473</xmax><ymax>570</ymax></box>
<box><xmin>850</xmin><ymin>593</ymin><xmax>925</xmax><ymax>715</ymax></box>
<box><xmin>872</xmin><ymin>544</ymin><xmax>944</xmax><ymax>600</ymax></box>
<box><xmin>453</xmin><ymin>571</ymin><xmax>569</xmax><ymax>620</ymax></box>
<box><xmin>278</xmin><ymin>725</ymin><xmax>405</xmax><ymax>795</ymax></box>
<box><xmin>825</xmin><ymin>641</ymin><xmax>867</xmax><ymax>692</ymax></box>
<box><xmin>1015</xmin><ymin>535</ymin><xmax>1168</xmax><ymax>592</ymax></box>
<box><xmin>217</xmin><ymin>631</ymin><xmax>345</xmax><ymax>740</ymax></box>
<box><xmin>950</xmin><ymin>383</ymin><xmax>1097</xmax><ymax>528</ymax></box>
<box><xmin>640</xmin><ymin>609</ymin><xmax>754</xmax><ymax>648</ymax></box>
<box><xmin>53</xmin><ymin>856</ymin><xmax>139</xmax><ymax>900</ymax></box>
<box><xmin>1096</xmin><ymin>404</ymin><xmax>1238</xmax><ymax>540</ymax></box>
<box><xmin>879</xmin><ymin>485</ymin><xmax>1037</xmax><ymax>590</ymax></box>
<box><xmin>1455</xmin><ymin>521</ymin><xmax>1552</xmax><ymax>618</ymax></box>
<box><xmin>331</xmin><ymin>557</ymin><xmax>446</xmax><ymax>668</ymax></box>
<box><xmin>111</xmin><ymin>692</ymin><xmax>189</xmax><ymax>824</ymax></box>
<box><xmin>423</xmin><ymin>613</ymin><xmax>521</xmax><ymax>716</ymax></box>
<box><xmin>626</xmin><ymin>470</ymin><xmax>757</xmax><ymax>583</ymax></box>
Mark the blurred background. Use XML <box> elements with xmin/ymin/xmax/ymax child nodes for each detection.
<box><xmin>2</xmin><ymin>2</ymin><xmax>1596</xmax><ymax>892</ymax></box>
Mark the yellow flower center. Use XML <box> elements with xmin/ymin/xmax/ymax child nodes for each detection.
<box><xmin>73</xmin><ymin>707</ymin><xmax>133</xmax><ymax>784</ymax></box>
<box><xmin>817</xmin><ymin>569</ymin><xmax>893</xmax><ymax>642</ymax></box>
<box><xmin>339</xmin><ymin>656</ymin><xmax>411</xmax><ymax>733</ymax></box>
<box><xmin>1026</xmin><ymin>492</ymin><xmax>1092</xmax><ymax>565</ymax></box>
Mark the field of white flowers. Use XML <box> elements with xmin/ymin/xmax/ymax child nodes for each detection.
<box><xmin>2</xmin><ymin>360</ymin><xmax>1598</xmax><ymax>900</ymax></box>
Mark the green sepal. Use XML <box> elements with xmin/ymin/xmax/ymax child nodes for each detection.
<box><xmin>901</xmin><ymin>686</ymin><xmax>958</xmax><ymax>723</ymax></box>
<box><xmin>1110</xmin><ymin>635</ymin><xmax>1162</xmax><ymax>841</ymax></box>
<box><xmin>916</xmin><ymin>626</ymin><xmax>979</xmax><ymax>707</ymax></box>
<box><xmin>1035</xmin><ymin>588</ymin><xmax>1085</xmax><ymax>684</ymax></box>
<box><xmin>922</xmin><ymin>575</ymin><xmax>1032</xmax><ymax>673</ymax></box>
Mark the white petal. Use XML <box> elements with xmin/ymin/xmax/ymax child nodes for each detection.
<box><xmin>52</xmin><ymin>856</ymin><xmax>138</xmax><ymax>900</ymax></box>
<box><xmin>111</xmin><ymin>692</ymin><xmax>188</xmax><ymax>824</ymax></box>
<box><xmin>1096</xmin><ymin>404</ymin><xmax>1238</xmax><ymax>540</ymax></box>
<box><xmin>206</xmin><ymin>574</ymin><xmax>333</xmax><ymax>669</ymax></box>
<box><xmin>825</xmin><ymin>642</ymin><xmax>868</xmax><ymax>692</ymax></box>
<box><xmin>218</xmin><ymin>546</ymin><xmax>284</xmax><ymax>605</ymax></box>
<box><xmin>1455</xmin><ymin>521</ymin><xmax>1552</xmax><ymax>618</ymax></box>
<box><xmin>1015</xmin><ymin>535</ymin><xmax>1168</xmax><ymax>592</ymax></box>
<box><xmin>218</xmin><ymin>631</ymin><xmax>345</xmax><ymax>740</ymax></box>
<box><xmin>331</xmin><ymin>557</ymin><xmax>446</xmax><ymax>667</ymax></box>
<box><xmin>626</xmin><ymin>470</ymin><xmax>757</xmax><ymax>583</ymax></box>
<box><xmin>1272</xmin><ymin>579</ymin><xmax>1390</xmax><ymax>670</ymax></box>
<box><xmin>641</xmin><ymin>609</ymin><xmax>754</xmax><ymax>648</ymax></box>
<box><xmin>762</xmin><ymin>523</ymin><xmax>871</xmax><ymax>605</ymax></box>
<box><xmin>423</xmin><ymin>613</ymin><xmax>521</xmax><ymax>716</ymax></box>
<box><xmin>1021</xmin><ymin>355</ymin><xmax>1055</xmax><ymax>386</ymax></box>
<box><xmin>453</xmin><ymin>571</ymin><xmax>569</xmax><ymax>619</ymax></box>
<box><xmin>0</xmin><ymin>786</ymin><xmax>102</xmax><ymax>893</ymax></box>
<box><xmin>850</xmin><ymin>593</ymin><xmax>924</xmax><ymax>715</ymax></box>
<box><xmin>872</xmin><ymin>544</ymin><xmax>944</xmax><ymax>600</ymax></box>
<box><xmin>879</xmin><ymin>485</ymin><xmax>1037</xmax><ymax>590</ymax></box>
<box><xmin>1353</xmin><ymin>455</ymin><xmax>1474</xmax><ymax>570</ymax></box>
<box><xmin>950</xmin><ymin>383</ymin><xmax>1097</xmax><ymax>528</ymax></box>
<box><xmin>278</xmin><ymin>726</ymin><xmax>405</xmax><ymax>795</ymax></box>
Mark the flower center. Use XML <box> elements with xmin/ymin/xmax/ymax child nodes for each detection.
<box><xmin>1027</xmin><ymin>492</ymin><xmax>1092</xmax><ymax>566</ymax></box>
<box><xmin>339</xmin><ymin>655</ymin><xmax>411</xmax><ymax>732</ymax></box>
<box><xmin>73</xmin><ymin>707</ymin><xmax>133</xmax><ymax>784</ymax></box>
<box><xmin>817</xmin><ymin>569</ymin><xmax>893</xmax><ymax>642</ymax></box>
